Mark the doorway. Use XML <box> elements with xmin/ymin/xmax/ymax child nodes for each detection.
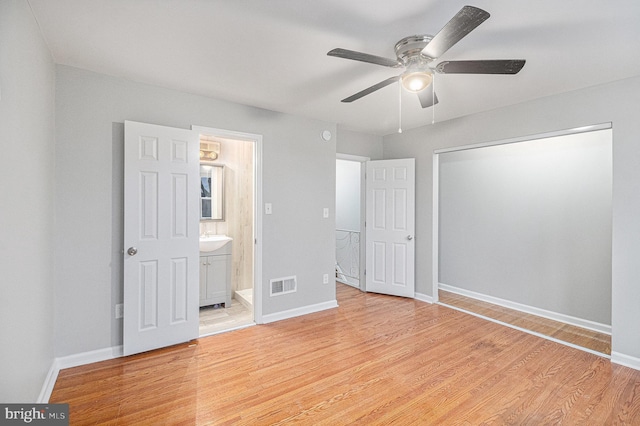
<box><xmin>194</xmin><ymin>126</ymin><xmax>263</xmax><ymax>336</ymax></box>
<box><xmin>335</xmin><ymin>154</ymin><xmax>417</xmax><ymax>298</ymax></box>
<box><xmin>433</xmin><ymin>123</ymin><xmax>612</xmax><ymax>354</ymax></box>
<box><xmin>335</xmin><ymin>154</ymin><xmax>368</xmax><ymax>291</ymax></box>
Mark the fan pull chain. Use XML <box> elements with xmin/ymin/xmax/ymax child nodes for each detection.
<box><xmin>398</xmin><ymin>81</ymin><xmax>403</xmax><ymax>133</ymax></box>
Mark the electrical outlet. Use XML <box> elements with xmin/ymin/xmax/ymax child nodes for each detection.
<box><xmin>115</xmin><ymin>303</ymin><xmax>124</xmax><ymax>319</ymax></box>
<box><xmin>323</xmin><ymin>274</ymin><xmax>329</xmax><ymax>284</ymax></box>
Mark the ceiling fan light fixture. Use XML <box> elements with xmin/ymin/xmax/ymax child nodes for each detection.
<box><xmin>328</xmin><ymin>6</ymin><xmax>525</xmax><ymax>110</ymax></box>
<box><xmin>401</xmin><ymin>71</ymin><xmax>433</xmax><ymax>93</ymax></box>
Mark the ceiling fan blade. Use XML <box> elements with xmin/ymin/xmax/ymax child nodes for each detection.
<box><xmin>421</xmin><ymin>6</ymin><xmax>490</xmax><ymax>59</ymax></box>
<box><xmin>328</xmin><ymin>48</ymin><xmax>402</xmax><ymax>68</ymax></box>
<box><xmin>417</xmin><ymin>86</ymin><xmax>439</xmax><ymax>108</ymax></box>
<box><xmin>436</xmin><ymin>59</ymin><xmax>526</xmax><ymax>74</ymax></box>
<box><xmin>341</xmin><ymin>76</ymin><xmax>400</xmax><ymax>103</ymax></box>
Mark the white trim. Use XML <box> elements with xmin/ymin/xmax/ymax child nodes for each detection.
<box><xmin>414</xmin><ymin>292</ymin><xmax>435</xmax><ymax>304</ymax></box>
<box><xmin>337</xmin><ymin>277</ymin><xmax>360</xmax><ymax>288</ymax></box>
<box><xmin>359</xmin><ymin>160</ymin><xmax>366</xmax><ymax>292</ymax></box>
<box><xmin>254</xmin><ymin>134</ymin><xmax>263</xmax><ymax>323</ymax></box>
<box><xmin>434</xmin><ymin>122</ymin><xmax>612</xmax><ymax>154</ymax></box>
<box><xmin>199</xmin><ymin>323</ymin><xmax>256</xmax><ymax>338</ymax></box>
<box><xmin>439</xmin><ymin>283</ymin><xmax>611</xmax><ymax>335</ymax></box>
<box><xmin>431</xmin><ymin>153</ymin><xmax>440</xmax><ymax>303</ymax></box>
<box><xmin>261</xmin><ymin>300</ymin><xmax>338</xmax><ymax>324</ymax></box>
<box><xmin>192</xmin><ymin>125</ymin><xmax>263</xmax><ymax>324</ymax></box>
<box><xmin>336</xmin><ymin>153</ymin><xmax>370</xmax><ymax>162</ymax></box>
<box><xmin>57</xmin><ymin>346</ymin><xmax>124</xmax><ymax>370</ymax></box>
<box><xmin>438</xmin><ymin>301</ymin><xmax>610</xmax><ymax>360</ymax></box>
<box><xmin>611</xmin><ymin>351</ymin><xmax>640</xmax><ymax>371</ymax></box>
<box><xmin>38</xmin><ymin>346</ymin><xmax>123</xmax><ymax>402</ymax></box>
<box><xmin>37</xmin><ymin>361</ymin><xmax>59</xmax><ymax>403</ymax></box>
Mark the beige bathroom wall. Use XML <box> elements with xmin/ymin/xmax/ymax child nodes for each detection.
<box><xmin>201</xmin><ymin>137</ymin><xmax>254</xmax><ymax>294</ymax></box>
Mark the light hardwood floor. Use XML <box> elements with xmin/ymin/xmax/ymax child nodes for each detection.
<box><xmin>439</xmin><ymin>289</ymin><xmax>612</xmax><ymax>355</ymax></box>
<box><xmin>51</xmin><ymin>284</ymin><xmax>640</xmax><ymax>425</ymax></box>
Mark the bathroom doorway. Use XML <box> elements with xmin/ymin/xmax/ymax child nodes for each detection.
<box><xmin>194</xmin><ymin>126</ymin><xmax>262</xmax><ymax>336</ymax></box>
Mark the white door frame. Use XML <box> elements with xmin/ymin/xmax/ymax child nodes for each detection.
<box><xmin>192</xmin><ymin>125</ymin><xmax>263</xmax><ymax>324</ymax></box>
<box><xmin>432</xmin><ymin>153</ymin><xmax>440</xmax><ymax>303</ymax></box>
<box><xmin>336</xmin><ymin>153</ymin><xmax>369</xmax><ymax>292</ymax></box>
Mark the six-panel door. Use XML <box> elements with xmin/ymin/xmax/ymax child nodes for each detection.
<box><xmin>123</xmin><ymin>121</ymin><xmax>200</xmax><ymax>356</ymax></box>
<box><xmin>365</xmin><ymin>159</ymin><xmax>415</xmax><ymax>298</ymax></box>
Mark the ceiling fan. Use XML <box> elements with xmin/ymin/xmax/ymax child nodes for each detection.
<box><xmin>327</xmin><ymin>5</ymin><xmax>525</xmax><ymax>108</ymax></box>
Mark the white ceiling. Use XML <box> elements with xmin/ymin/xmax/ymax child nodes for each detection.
<box><xmin>29</xmin><ymin>0</ymin><xmax>640</xmax><ymax>136</ymax></box>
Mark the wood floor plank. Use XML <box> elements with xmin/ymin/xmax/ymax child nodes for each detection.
<box><xmin>50</xmin><ymin>284</ymin><xmax>639</xmax><ymax>425</ymax></box>
<box><xmin>439</xmin><ymin>289</ymin><xmax>612</xmax><ymax>355</ymax></box>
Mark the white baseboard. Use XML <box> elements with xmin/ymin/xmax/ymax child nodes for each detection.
<box><xmin>611</xmin><ymin>351</ymin><xmax>640</xmax><ymax>371</ymax></box>
<box><xmin>262</xmin><ymin>300</ymin><xmax>338</xmax><ymax>324</ymax></box>
<box><xmin>336</xmin><ymin>278</ymin><xmax>359</xmax><ymax>289</ymax></box>
<box><xmin>56</xmin><ymin>346</ymin><xmax>124</xmax><ymax>370</ymax></box>
<box><xmin>37</xmin><ymin>361</ymin><xmax>60</xmax><ymax>403</ymax></box>
<box><xmin>439</xmin><ymin>283</ymin><xmax>611</xmax><ymax>335</ymax></box>
<box><xmin>414</xmin><ymin>292</ymin><xmax>435</xmax><ymax>304</ymax></box>
<box><xmin>38</xmin><ymin>346</ymin><xmax>123</xmax><ymax>403</ymax></box>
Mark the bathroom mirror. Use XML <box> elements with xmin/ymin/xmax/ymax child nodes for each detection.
<box><xmin>200</xmin><ymin>164</ymin><xmax>224</xmax><ymax>221</ymax></box>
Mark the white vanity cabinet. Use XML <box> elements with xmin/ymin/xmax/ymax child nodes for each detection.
<box><xmin>199</xmin><ymin>241</ymin><xmax>232</xmax><ymax>307</ymax></box>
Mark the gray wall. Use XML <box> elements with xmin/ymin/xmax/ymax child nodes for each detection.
<box><xmin>383</xmin><ymin>75</ymin><xmax>640</xmax><ymax>360</ymax></box>
<box><xmin>0</xmin><ymin>0</ymin><xmax>56</xmax><ymax>401</ymax></box>
<box><xmin>54</xmin><ymin>65</ymin><xmax>337</xmax><ymax>357</ymax></box>
<box><xmin>438</xmin><ymin>129</ymin><xmax>612</xmax><ymax>325</ymax></box>
<box><xmin>336</xmin><ymin>128</ymin><xmax>383</xmax><ymax>160</ymax></box>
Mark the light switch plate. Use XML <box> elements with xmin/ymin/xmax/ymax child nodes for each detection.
<box><xmin>115</xmin><ymin>303</ymin><xmax>123</xmax><ymax>319</ymax></box>
<box><xmin>323</xmin><ymin>208</ymin><xmax>329</xmax><ymax>218</ymax></box>
<box><xmin>265</xmin><ymin>203</ymin><xmax>272</xmax><ymax>215</ymax></box>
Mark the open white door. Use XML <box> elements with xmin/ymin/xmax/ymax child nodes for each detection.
<box><xmin>123</xmin><ymin>121</ymin><xmax>199</xmax><ymax>356</ymax></box>
<box><xmin>365</xmin><ymin>159</ymin><xmax>415</xmax><ymax>298</ymax></box>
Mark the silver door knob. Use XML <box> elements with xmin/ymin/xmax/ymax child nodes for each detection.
<box><xmin>407</xmin><ymin>235</ymin><xmax>413</xmax><ymax>240</ymax></box>
<box><xmin>127</xmin><ymin>247</ymin><xmax>138</xmax><ymax>256</ymax></box>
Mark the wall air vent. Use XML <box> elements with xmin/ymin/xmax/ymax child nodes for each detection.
<box><xmin>270</xmin><ymin>276</ymin><xmax>297</xmax><ymax>296</ymax></box>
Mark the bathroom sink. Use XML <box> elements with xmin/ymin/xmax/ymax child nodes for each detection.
<box><xmin>199</xmin><ymin>235</ymin><xmax>232</xmax><ymax>252</ymax></box>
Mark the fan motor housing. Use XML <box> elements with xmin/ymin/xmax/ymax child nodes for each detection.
<box><xmin>394</xmin><ymin>35</ymin><xmax>434</xmax><ymax>62</ymax></box>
